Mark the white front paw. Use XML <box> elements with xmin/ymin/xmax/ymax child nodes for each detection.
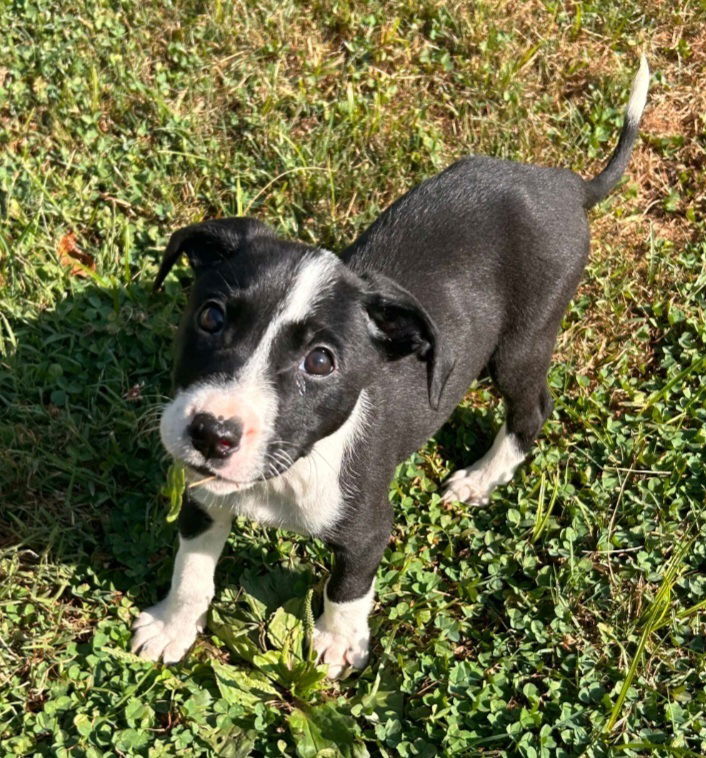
<box><xmin>313</xmin><ymin>618</ymin><xmax>370</xmax><ymax>679</ymax></box>
<box><xmin>441</xmin><ymin>466</ymin><xmax>493</xmax><ymax>506</ymax></box>
<box><xmin>130</xmin><ymin>600</ymin><xmax>205</xmax><ymax>664</ymax></box>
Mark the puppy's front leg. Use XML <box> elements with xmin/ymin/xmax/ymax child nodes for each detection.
<box><xmin>314</xmin><ymin>527</ymin><xmax>389</xmax><ymax>678</ymax></box>
<box><xmin>132</xmin><ymin>497</ymin><xmax>232</xmax><ymax>663</ymax></box>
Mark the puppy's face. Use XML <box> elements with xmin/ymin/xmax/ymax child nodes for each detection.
<box><xmin>155</xmin><ymin>218</ymin><xmax>450</xmax><ymax>495</ymax></box>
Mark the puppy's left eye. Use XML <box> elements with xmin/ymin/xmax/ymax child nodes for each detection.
<box><xmin>197</xmin><ymin>303</ymin><xmax>225</xmax><ymax>333</ymax></box>
<box><xmin>301</xmin><ymin>347</ymin><xmax>335</xmax><ymax>376</ymax></box>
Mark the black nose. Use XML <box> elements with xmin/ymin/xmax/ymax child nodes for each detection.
<box><xmin>187</xmin><ymin>413</ymin><xmax>242</xmax><ymax>461</ymax></box>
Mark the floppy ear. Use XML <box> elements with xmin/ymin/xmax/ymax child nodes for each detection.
<box><xmin>153</xmin><ymin>217</ymin><xmax>276</xmax><ymax>292</ymax></box>
<box><xmin>363</xmin><ymin>274</ymin><xmax>455</xmax><ymax>410</ymax></box>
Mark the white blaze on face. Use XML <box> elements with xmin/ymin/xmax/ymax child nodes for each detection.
<box><xmin>159</xmin><ymin>251</ymin><xmax>343</xmax><ymax>493</ymax></box>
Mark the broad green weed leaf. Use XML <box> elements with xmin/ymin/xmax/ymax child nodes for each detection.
<box><xmin>161</xmin><ymin>461</ymin><xmax>185</xmax><ymax>523</ymax></box>
<box><xmin>212</xmin><ymin>659</ymin><xmax>279</xmax><ymax>709</ymax></box>
<box><xmin>252</xmin><ymin>650</ymin><xmax>288</xmax><ymax>683</ymax></box>
<box><xmin>208</xmin><ymin>607</ymin><xmax>260</xmax><ymax>664</ymax></box>
<box><xmin>288</xmin><ymin>663</ymin><xmax>329</xmax><ymax>700</ymax></box>
<box><xmin>204</xmin><ymin>725</ymin><xmax>258</xmax><ymax>758</ymax></box>
<box><xmin>267</xmin><ymin>606</ymin><xmax>304</xmax><ymax>658</ymax></box>
<box><xmin>239</xmin><ymin>586</ymin><xmax>269</xmax><ymax>622</ymax></box>
<box><xmin>240</xmin><ymin>566</ymin><xmax>312</xmax><ymax>618</ymax></box>
<box><xmin>288</xmin><ymin>704</ymin><xmax>369</xmax><ymax>758</ymax></box>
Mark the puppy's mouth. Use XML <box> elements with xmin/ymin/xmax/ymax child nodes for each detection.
<box><xmin>183</xmin><ymin>461</ymin><xmax>286</xmax><ymax>490</ymax></box>
<box><xmin>179</xmin><ymin>445</ymin><xmax>303</xmax><ymax>491</ymax></box>
<box><xmin>185</xmin><ymin>463</ymin><xmax>256</xmax><ymax>489</ymax></box>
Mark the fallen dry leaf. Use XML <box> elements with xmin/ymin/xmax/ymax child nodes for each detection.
<box><xmin>57</xmin><ymin>232</ymin><xmax>95</xmax><ymax>277</ymax></box>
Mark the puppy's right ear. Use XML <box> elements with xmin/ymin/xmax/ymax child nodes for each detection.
<box><xmin>153</xmin><ymin>217</ymin><xmax>276</xmax><ymax>292</ymax></box>
<box><xmin>361</xmin><ymin>273</ymin><xmax>455</xmax><ymax>411</ymax></box>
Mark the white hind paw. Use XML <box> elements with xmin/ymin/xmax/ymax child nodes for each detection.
<box><xmin>441</xmin><ymin>467</ymin><xmax>492</xmax><ymax>506</ymax></box>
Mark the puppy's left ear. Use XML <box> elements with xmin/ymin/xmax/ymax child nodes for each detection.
<box><xmin>153</xmin><ymin>217</ymin><xmax>276</xmax><ymax>292</ymax></box>
<box><xmin>363</xmin><ymin>275</ymin><xmax>455</xmax><ymax>410</ymax></box>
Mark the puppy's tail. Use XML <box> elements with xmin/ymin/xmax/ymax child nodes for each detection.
<box><xmin>583</xmin><ymin>55</ymin><xmax>649</xmax><ymax>209</ymax></box>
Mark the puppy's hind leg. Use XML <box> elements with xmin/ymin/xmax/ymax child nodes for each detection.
<box><xmin>442</xmin><ymin>337</ymin><xmax>554</xmax><ymax>506</ymax></box>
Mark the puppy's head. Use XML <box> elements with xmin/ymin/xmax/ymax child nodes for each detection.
<box><xmin>155</xmin><ymin>217</ymin><xmax>450</xmax><ymax>495</ymax></box>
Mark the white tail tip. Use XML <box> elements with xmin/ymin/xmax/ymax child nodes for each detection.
<box><xmin>627</xmin><ymin>54</ymin><xmax>650</xmax><ymax>124</ymax></box>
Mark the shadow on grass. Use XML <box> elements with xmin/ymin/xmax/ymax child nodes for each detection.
<box><xmin>0</xmin><ymin>279</ymin><xmax>313</xmax><ymax>604</ymax></box>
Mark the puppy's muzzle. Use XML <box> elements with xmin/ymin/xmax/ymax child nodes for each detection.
<box><xmin>187</xmin><ymin>413</ymin><xmax>243</xmax><ymax>461</ymax></box>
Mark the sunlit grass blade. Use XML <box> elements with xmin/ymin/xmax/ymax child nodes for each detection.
<box><xmin>605</xmin><ymin>534</ymin><xmax>695</xmax><ymax>734</ymax></box>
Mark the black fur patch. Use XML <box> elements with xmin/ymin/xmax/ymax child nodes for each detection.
<box><xmin>178</xmin><ymin>496</ymin><xmax>213</xmax><ymax>539</ymax></box>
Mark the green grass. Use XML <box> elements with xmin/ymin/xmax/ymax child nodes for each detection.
<box><xmin>2</xmin><ymin>0</ymin><xmax>706</xmax><ymax>755</ymax></box>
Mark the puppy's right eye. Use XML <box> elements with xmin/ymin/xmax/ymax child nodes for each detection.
<box><xmin>197</xmin><ymin>303</ymin><xmax>225</xmax><ymax>333</ymax></box>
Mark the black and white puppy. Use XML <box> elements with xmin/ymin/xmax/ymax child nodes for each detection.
<box><xmin>132</xmin><ymin>58</ymin><xmax>649</xmax><ymax>677</ymax></box>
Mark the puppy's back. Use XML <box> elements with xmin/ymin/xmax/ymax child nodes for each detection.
<box><xmin>343</xmin><ymin>155</ymin><xmax>591</xmax><ymax>308</ymax></box>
